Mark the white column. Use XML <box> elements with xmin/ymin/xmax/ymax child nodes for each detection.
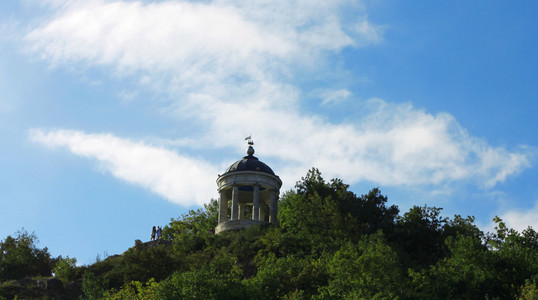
<box><xmin>218</xmin><ymin>190</ymin><xmax>227</xmax><ymax>223</ymax></box>
<box><xmin>269</xmin><ymin>190</ymin><xmax>278</xmax><ymax>224</ymax></box>
<box><xmin>238</xmin><ymin>203</ymin><xmax>244</xmax><ymax>220</ymax></box>
<box><xmin>259</xmin><ymin>202</ymin><xmax>265</xmax><ymax>222</ymax></box>
<box><xmin>231</xmin><ymin>186</ymin><xmax>239</xmax><ymax>220</ymax></box>
<box><xmin>252</xmin><ymin>186</ymin><xmax>260</xmax><ymax>220</ymax></box>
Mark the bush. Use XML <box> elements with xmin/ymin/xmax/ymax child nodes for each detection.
<box><xmin>104</xmin><ymin>279</ymin><xmax>158</xmax><ymax>300</ymax></box>
<box><xmin>53</xmin><ymin>256</ymin><xmax>77</xmax><ymax>282</ymax></box>
<box><xmin>157</xmin><ymin>267</ymin><xmax>249</xmax><ymax>300</ymax></box>
<box><xmin>81</xmin><ymin>271</ymin><xmax>108</xmax><ymax>300</ymax></box>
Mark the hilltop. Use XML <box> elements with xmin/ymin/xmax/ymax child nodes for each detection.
<box><xmin>1</xmin><ymin>168</ymin><xmax>537</xmax><ymax>299</ymax></box>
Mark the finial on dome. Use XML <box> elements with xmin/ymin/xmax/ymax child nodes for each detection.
<box><xmin>245</xmin><ymin>134</ymin><xmax>254</xmax><ymax>145</ymax></box>
<box><xmin>245</xmin><ymin>135</ymin><xmax>255</xmax><ymax>156</ymax></box>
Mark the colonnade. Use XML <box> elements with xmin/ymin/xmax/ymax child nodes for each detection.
<box><xmin>218</xmin><ymin>185</ymin><xmax>279</xmax><ymax>224</ymax></box>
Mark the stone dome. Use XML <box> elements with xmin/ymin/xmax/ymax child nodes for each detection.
<box><xmin>223</xmin><ymin>145</ymin><xmax>276</xmax><ymax>176</ymax></box>
<box><xmin>224</xmin><ymin>155</ymin><xmax>276</xmax><ymax>176</ymax></box>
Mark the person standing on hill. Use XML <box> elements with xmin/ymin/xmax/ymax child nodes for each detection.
<box><xmin>150</xmin><ymin>226</ymin><xmax>156</xmax><ymax>241</ymax></box>
<box><xmin>156</xmin><ymin>226</ymin><xmax>162</xmax><ymax>240</ymax></box>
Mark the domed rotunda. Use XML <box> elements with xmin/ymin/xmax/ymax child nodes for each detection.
<box><xmin>215</xmin><ymin>138</ymin><xmax>282</xmax><ymax>234</ymax></box>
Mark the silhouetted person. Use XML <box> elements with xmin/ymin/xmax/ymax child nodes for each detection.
<box><xmin>150</xmin><ymin>226</ymin><xmax>156</xmax><ymax>241</ymax></box>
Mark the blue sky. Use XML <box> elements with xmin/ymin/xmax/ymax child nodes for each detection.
<box><xmin>1</xmin><ymin>0</ymin><xmax>537</xmax><ymax>265</ymax></box>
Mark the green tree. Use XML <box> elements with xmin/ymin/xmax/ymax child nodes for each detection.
<box><xmin>120</xmin><ymin>242</ymin><xmax>182</xmax><ymax>284</ymax></box>
<box><xmin>81</xmin><ymin>271</ymin><xmax>109</xmax><ymax>300</ymax></box>
<box><xmin>320</xmin><ymin>231</ymin><xmax>406</xmax><ymax>299</ymax></box>
<box><xmin>392</xmin><ymin>205</ymin><xmax>447</xmax><ymax>269</ymax></box>
<box><xmin>250</xmin><ymin>254</ymin><xmax>328</xmax><ymax>299</ymax></box>
<box><xmin>163</xmin><ymin>199</ymin><xmax>219</xmax><ymax>261</ymax></box>
<box><xmin>278</xmin><ymin>188</ymin><xmax>344</xmax><ymax>246</ymax></box>
<box><xmin>163</xmin><ymin>198</ymin><xmax>218</xmax><ymax>241</ymax></box>
<box><xmin>519</xmin><ymin>280</ymin><xmax>538</xmax><ymax>300</ymax></box>
<box><xmin>443</xmin><ymin>215</ymin><xmax>483</xmax><ymax>240</ymax></box>
<box><xmin>487</xmin><ymin>217</ymin><xmax>538</xmax><ymax>298</ymax></box>
<box><xmin>279</xmin><ymin>169</ymin><xmax>398</xmax><ymax>250</ymax></box>
<box><xmin>409</xmin><ymin>234</ymin><xmax>497</xmax><ymax>299</ymax></box>
<box><xmin>157</xmin><ymin>266</ymin><xmax>248</xmax><ymax>300</ymax></box>
<box><xmin>0</xmin><ymin>229</ymin><xmax>55</xmax><ymax>281</ymax></box>
<box><xmin>53</xmin><ymin>256</ymin><xmax>77</xmax><ymax>283</ymax></box>
<box><xmin>221</xmin><ymin>225</ymin><xmax>266</xmax><ymax>276</ymax></box>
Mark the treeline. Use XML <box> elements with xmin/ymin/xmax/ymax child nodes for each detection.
<box><xmin>1</xmin><ymin>168</ymin><xmax>537</xmax><ymax>299</ymax></box>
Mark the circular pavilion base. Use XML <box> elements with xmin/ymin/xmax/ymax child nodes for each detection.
<box><xmin>215</xmin><ymin>220</ymin><xmax>268</xmax><ymax>234</ymax></box>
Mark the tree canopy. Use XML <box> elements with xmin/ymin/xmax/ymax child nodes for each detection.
<box><xmin>0</xmin><ymin>229</ymin><xmax>54</xmax><ymax>281</ymax></box>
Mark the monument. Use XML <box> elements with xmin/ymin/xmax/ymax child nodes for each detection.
<box><xmin>215</xmin><ymin>137</ymin><xmax>282</xmax><ymax>234</ymax></box>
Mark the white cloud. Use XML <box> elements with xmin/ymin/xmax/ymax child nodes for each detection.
<box><xmin>498</xmin><ymin>202</ymin><xmax>538</xmax><ymax>232</ymax></box>
<box><xmin>22</xmin><ymin>0</ymin><xmax>377</xmax><ymax>114</ymax></box>
<box><xmin>24</xmin><ymin>0</ymin><xmax>366</xmax><ymax>90</ymax></box>
<box><xmin>319</xmin><ymin>89</ymin><xmax>352</xmax><ymax>105</ymax></box>
<box><xmin>29</xmin><ymin>129</ymin><xmax>218</xmax><ymax>206</ymax></box>
<box><xmin>203</xmin><ymin>98</ymin><xmax>530</xmax><ymax>189</ymax></box>
<box><xmin>353</xmin><ymin>17</ymin><xmax>385</xmax><ymax>45</ymax></box>
<box><xmin>22</xmin><ymin>0</ymin><xmax>533</xmax><ymax>203</ymax></box>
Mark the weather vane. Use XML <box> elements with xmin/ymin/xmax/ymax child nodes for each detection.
<box><xmin>245</xmin><ymin>134</ymin><xmax>254</xmax><ymax>146</ymax></box>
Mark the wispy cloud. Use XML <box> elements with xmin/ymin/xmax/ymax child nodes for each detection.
<box><xmin>224</xmin><ymin>98</ymin><xmax>530</xmax><ymax>189</ymax></box>
<box><xmin>29</xmin><ymin>129</ymin><xmax>218</xmax><ymax>206</ymax></box>
<box><xmin>23</xmin><ymin>0</ymin><xmax>533</xmax><ymax>205</ymax></box>
<box><xmin>318</xmin><ymin>89</ymin><xmax>352</xmax><ymax>105</ymax></box>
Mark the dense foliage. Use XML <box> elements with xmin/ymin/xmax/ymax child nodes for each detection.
<box><xmin>0</xmin><ymin>230</ymin><xmax>55</xmax><ymax>281</ymax></box>
<box><xmin>1</xmin><ymin>168</ymin><xmax>537</xmax><ymax>299</ymax></box>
